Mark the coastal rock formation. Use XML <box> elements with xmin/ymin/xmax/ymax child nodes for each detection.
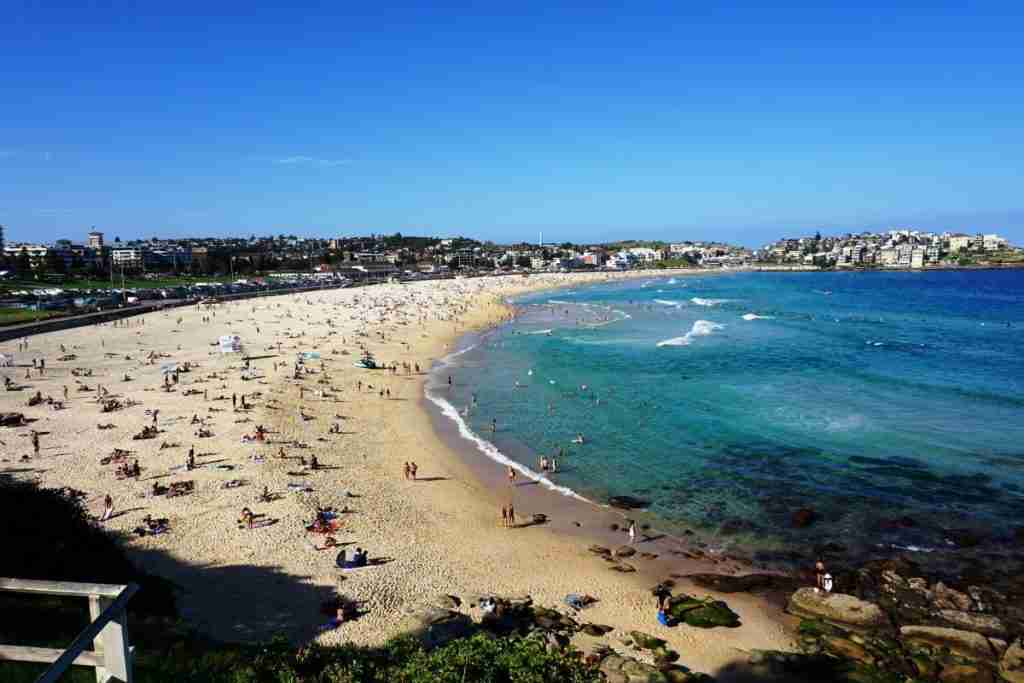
<box><xmin>900</xmin><ymin>625</ymin><xmax>1005</xmax><ymax>663</ymax></box>
<box><xmin>787</xmin><ymin>587</ymin><xmax>888</xmax><ymax>632</ymax></box>
<box><xmin>1001</xmin><ymin>638</ymin><xmax>1024</xmax><ymax>683</ymax></box>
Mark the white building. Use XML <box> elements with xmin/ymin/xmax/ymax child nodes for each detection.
<box><xmin>983</xmin><ymin>234</ymin><xmax>1007</xmax><ymax>251</ymax></box>
<box><xmin>111</xmin><ymin>248</ymin><xmax>145</xmax><ymax>270</ymax></box>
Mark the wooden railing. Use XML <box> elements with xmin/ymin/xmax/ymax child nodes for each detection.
<box><xmin>0</xmin><ymin>578</ymin><xmax>137</xmax><ymax>682</ymax></box>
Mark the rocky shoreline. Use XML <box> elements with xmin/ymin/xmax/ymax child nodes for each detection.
<box><xmin>395</xmin><ymin>554</ymin><xmax>1023</xmax><ymax>682</ymax></box>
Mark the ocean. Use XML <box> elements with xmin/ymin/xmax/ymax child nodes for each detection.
<box><xmin>427</xmin><ymin>269</ymin><xmax>1024</xmax><ymax>564</ymax></box>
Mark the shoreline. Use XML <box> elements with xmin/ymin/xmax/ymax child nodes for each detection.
<box><xmin>1</xmin><ymin>269</ymin><xmax>798</xmax><ymax>678</ymax></box>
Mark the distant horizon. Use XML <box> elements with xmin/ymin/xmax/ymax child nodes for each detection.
<box><xmin>4</xmin><ymin>3</ymin><xmax>1023</xmax><ymax>247</ymax></box>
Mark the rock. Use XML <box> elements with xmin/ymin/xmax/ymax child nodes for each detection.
<box><xmin>938</xmin><ymin>663</ymin><xmax>996</xmax><ymax>683</ymax></box>
<box><xmin>900</xmin><ymin>625</ymin><xmax>1001</xmax><ymax>663</ymax></box>
<box><xmin>614</xmin><ymin>545</ymin><xmax>637</xmax><ymax>558</ymax></box>
<box><xmin>610</xmin><ymin>523</ymin><xmax>620</xmax><ymax>531</ymax></box>
<box><xmin>610</xmin><ymin>563</ymin><xmax>636</xmax><ymax>573</ymax></box>
<box><xmin>1001</xmin><ymin>638</ymin><xmax>1024</xmax><ymax>683</ymax></box>
<box><xmin>933</xmin><ymin>582</ymin><xmax>973</xmax><ymax>611</ymax></box>
<box><xmin>588</xmin><ymin>545</ymin><xmax>612</xmax><ymax>556</ymax></box>
<box><xmin>581</xmin><ymin>623</ymin><xmax>614</xmax><ymax>637</ymax></box>
<box><xmin>666</xmin><ymin>595</ymin><xmax>741</xmax><ymax>628</ymax></box>
<box><xmin>792</xmin><ymin>508</ymin><xmax>817</xmax><ymax>528</ymax></box>
<box><xmin>936</xmin><ymin>609</ymin><xmax>1008</xmax><ymax>638</ymax></box>
<box><xmin>629</xmin><ymin>630</ymin><xmax>667</xmax><ymax>650</ymax></box>
<box><xmin>822</xmin><ymin>635</ymin><xmax>872</xmax><ymax>664</ymax></box>
<box><xmin>786</xmin><ymin>588</ymin><xmax>888</xmax><ymax>632</ymax></box>
<box><xmin>608</xmin><ymin>495</ymin><xmax>649</xmax><ymax>510</ymax></box>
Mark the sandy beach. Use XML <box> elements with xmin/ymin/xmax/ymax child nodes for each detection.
<box><xmin>0</xmin><ymin>271</ymin><xmax>796</xmax><ymax>677</ymax></box>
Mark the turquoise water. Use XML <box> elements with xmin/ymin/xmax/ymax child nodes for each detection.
<box><xmin>433</xmin><ymin>270</ymin><xmax>1024</xmax><ymax>561</ymax></box>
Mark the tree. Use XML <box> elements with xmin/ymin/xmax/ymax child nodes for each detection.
<box><xmin>15</xmin><ymin>248</ymin><xmax>32</xmax><ymax>277</ymax></box>
<box><xmin>114</xmin><ymin>236</ymin><xmax>121</xmax><ymax>243</ymax></box>
<box><xmin>45</xmin><ymin>249</ymin><xmax>66</xmax><ymax>274</ymax></box>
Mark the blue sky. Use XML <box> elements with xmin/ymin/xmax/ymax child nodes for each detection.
<box><xmin>2</xmin><ymin>2</ymin><xmax>1023</xmax><ymax>247</ymax></box>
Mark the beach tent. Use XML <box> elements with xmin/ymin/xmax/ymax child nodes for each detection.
<box><xmin>218</xmin><ymin>334</ymin><xmax>243</xmax><ymax>353</ymax></box>
<box><xmin>160</xmin><ymin>362</ymin><xmax>179</xmax><ymax>375</ymax></box>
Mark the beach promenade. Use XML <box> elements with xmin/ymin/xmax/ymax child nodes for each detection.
<box><xmin>0</xmin><ymin>271</ymin><xmax>795</xmax><ymax>676</ymax></box>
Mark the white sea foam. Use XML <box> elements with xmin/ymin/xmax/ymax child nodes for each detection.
<box><xmin>547</xmin><ymin>299</ymin><xmax>572</xmax><ymax>305</ymax></box>
<box><xmin>524</xmin><ymin>328</ymin><xmax>553</xmax><ymax>335</ymax></box>
<box><xmin>426</xmin><ymin>346</ymin><xmax>590</xmax><ymax>502</ymax></box>
<box><xmin>654</xmin><ymin>299</ymin><xmax>684</xmax><ymax>307</ymax></box>
<box><xmin>667</xmin><ymin>278</ymin><xmax>677</xmax><ymax>285</ymax></box>
<box><xmin>656</xmin><ymin>320</ymin><xmax>724</xmax><ymax>347</ymax></box>
<box><xmin>425</xmin><ymin>389</ymin><xmax>590</xmax><ymax>501</ymax></box>
<box><xmin>742</xmin><ymin>313</ymin><xmax>774</xmax><ymax>321</ymax></box>
<box><xmin>691</xmin><ymin>297</ymin><xmax>731</xmax><ymax>307</ymax></box>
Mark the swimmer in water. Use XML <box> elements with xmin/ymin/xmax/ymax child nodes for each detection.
<box><xmin>573</xmin><ymin>433</ymin><xmax>585</xmax><ymax>444</ymax></box>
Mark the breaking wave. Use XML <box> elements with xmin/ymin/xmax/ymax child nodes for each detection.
<box><xmin>656</xmin><ymin>320</ymin><xmax>725</xmax><ymax>347</ymax></box>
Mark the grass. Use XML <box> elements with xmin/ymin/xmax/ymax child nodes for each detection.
<box><xmin>0</xmin><ymin>274</ymin><xmax>239</xmax><ymax>292</ymax></box>
<box><xmin>0</xmin><ymin>307</ymin><xmax>66</xmax><ymax>325</ymax></box>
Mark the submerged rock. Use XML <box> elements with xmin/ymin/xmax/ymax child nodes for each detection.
<box><xmin>686</xmin><ymin>573</ymin><xmax>800</xmax><ymax>595</ymax></box>
<box><xmin>792</xmin><ymin>508</ymin><xmax>817</xmax><ymax>528</ymax></box>
<box><xmin>608</xmin><ymin>495</ymin><xmax>650</xmax><ymax>510</ymax></box>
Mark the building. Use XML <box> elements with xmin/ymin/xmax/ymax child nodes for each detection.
<box><xmin>3</xmin><ymin>243</ymin><xmax>50</xmax><ymax>267</ymax></box>
<box><xmin>948</xmin><ymin>235</ymin><xmax>972</xmax><ymax>253</ymax></box>
<box><xmin>978</xmin><ymin>235</ymin><xmax>1003</xmax><ymax>250</ymax></box>
<box><xmin>111</xmin><ymin>248</ymin><xmax>145</xmax><ymax>271</ymax></box>
<box><xmin>911</xmin><ymin>248</ymin><xmax>926</xmax><ymax>269</ymax></box>
<box><xmin>87</xmin><ymin>231</ymin><xmax>104</xmax><ymax>249</ymax></box>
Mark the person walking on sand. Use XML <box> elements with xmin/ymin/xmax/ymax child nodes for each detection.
<box><xmin>627</xmin><ymin>520</ymin><xmax>637</xmax><ymax>544</ymax></box>
<box><xmin>409</xmin><ymin>462</ymin><xmax>418</xmax><ymax>480</ymax></box>
<box><xmin>507</xmin><ymin>466</ymin><xmax>517</xmax><ymax>485</ymax></box>
<box><xmin>501</xmin><ymin>504</ymin><xmax>508</xmax><ymax>528</ymax></box>
<box><xmin>507</xmin><ymin>502</ymin><xmax>516</xmax><ymax>527</ymax></box>
<box><xmin>32</xmin><ymin>430</ymin><xmax>40</xmax><ymax>455</ymax></box>
<box><xmin>100</xmin><ymin>494</ymin><xmax>114</xmax><ymax>522</ymax></box>
<box><xmin>403</xmin><ymin>462</ymin><xmax>410</xmax><ymax>480</ymax></box>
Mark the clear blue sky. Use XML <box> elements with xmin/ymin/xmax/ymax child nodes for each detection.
<box><xmin>2</xmin><ymin>2</ymin><xmax>1023</xmax><ymax>247</ymax></box>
